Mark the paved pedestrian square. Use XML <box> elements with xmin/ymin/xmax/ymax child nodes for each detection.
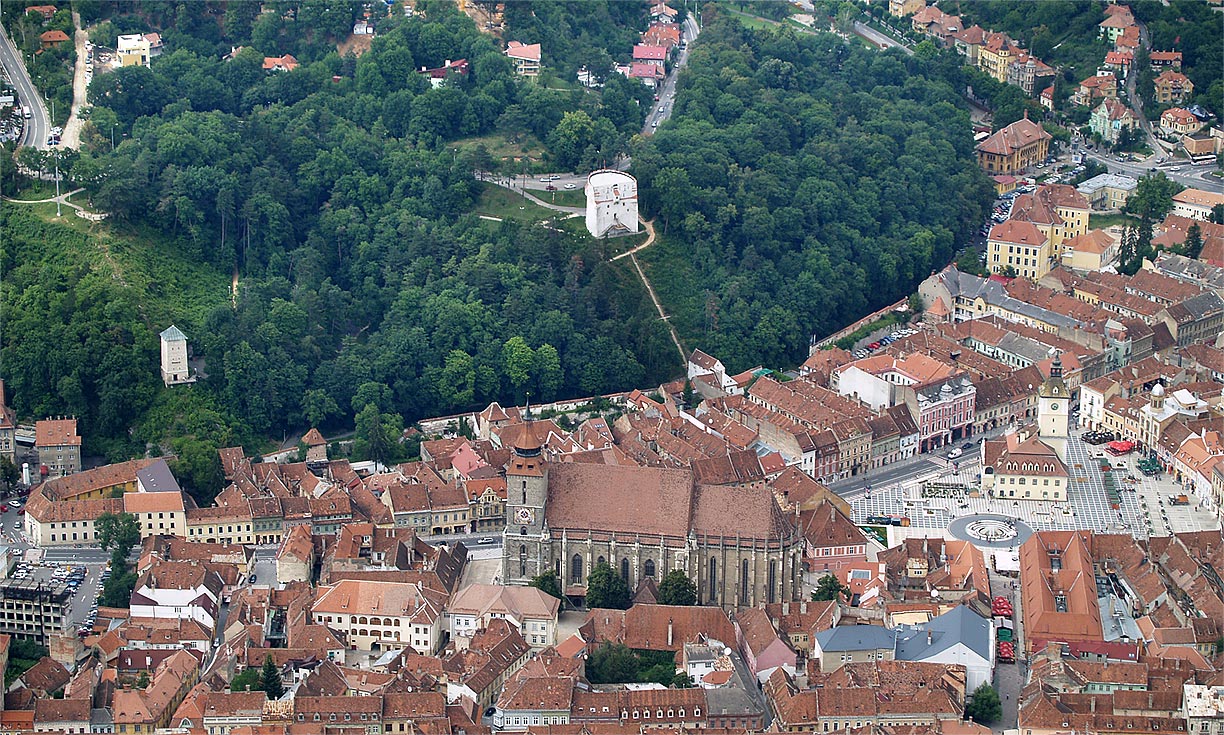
<box><xmin>848</xmin><ymin>433</ymin><xmax>1221</xmax><ymax>539</ymax></box>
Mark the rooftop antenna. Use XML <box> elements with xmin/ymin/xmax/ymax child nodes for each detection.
<box><xmin>524</xmin><ymin>392</ymin><xmax>532</xmax><ymax>422</ymax></box>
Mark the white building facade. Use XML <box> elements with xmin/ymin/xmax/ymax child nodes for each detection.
<box><xmin>585</xmin><ymin>170</ymin><xmax>640</xmax><ymax>238</ymax></box>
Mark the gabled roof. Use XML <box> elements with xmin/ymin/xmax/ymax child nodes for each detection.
<box><xmin>814</xmin><ymin>624</ymin><xmax>895</xmax><ymax>652</ymax></box>
<box><xmin>17</xmin><ymin>656</ymin><xmax>70</xmax><ymax>694</ymax></box>
<box><xmin>976</xmin><ymin>116</ymin><xmax>1051</xmax><ymax>156</ymax></box>
<box><xmin>35</xmin><ymin>418</ymin><xmax>79</xmax><ymax>446</ymax></box>
<box><xmin>1099</xmin><ymin>12</ymin><xmax>1135</xmax><ymax>29</ymax></box>
<box><xmin>989</xmin><ymin>219</ymin><xmax>1047</xmax><ymax>247</ymax></box>
<box><xmin>632</xmin><ymin>44</ymin><xmax>667</xmax><ymax>61</ymax></box>
<box><xmin>505</xmin><ymin>41</ymin><xmax>541</xmax><ymax>62</ymax></box>
<box><xmin>896</xmin><ymin>605</ymin><xmax>992</xmax><ymax>662</ymax></box>
<box><xmin>261</xmin><ymin>53</ymin><xmax>298</xmax><ymax>71</ymax></box>
<box><xmin>447</xmin><ymin>584</ymin><xmax>560</xmax><ymax>622</ymax></box>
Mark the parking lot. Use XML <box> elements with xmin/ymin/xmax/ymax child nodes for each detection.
<box><xmin>849</xmin><ymin>431</ymin><xmax>1221</xmax><ymax>539</ymax></box>
<box><xmin>9</xmin><ymin>556</ymin><xmax>107</xmax><ymax>635</ymax></box>
<box><xmin>850</xmin><ymin>326</ymin><xmax>920</xmax><ymax>360</ymax></box>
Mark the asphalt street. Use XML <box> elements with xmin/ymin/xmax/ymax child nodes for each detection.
<box><xmin>1086</xmin><ymin>150</ymin><xmax>1223</xmax><ymax>194</ymax></box>
<box><xmin>639</xmin><ymin>15</ymin><xmax>700</xmax><ymax>137</ymax></box>
<box><xmin>828</xmin><ymin>456</ymin><xmax>944</xmax><ymax>498</ymax></box>
<box><xmin>0</xmin><ymin>23</ymin><xmax>49</xmax><ymax>149</ymax></box>
<box><xmin>852</xmin><ymin>21</ymin><xmax>913</xmax><ymax>55</ymax></box>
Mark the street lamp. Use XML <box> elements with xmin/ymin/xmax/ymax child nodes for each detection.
<box><xmin>53</xmin><ymin>151</ymin><xmax>61</xmax><ymax>218</ymax></box>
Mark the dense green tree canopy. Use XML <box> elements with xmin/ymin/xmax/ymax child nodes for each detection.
<box><xmin>656</xmin><ymin>570</ymin><xmax>698</xmax><ymax>606</ymax></box>
<box><xmin>966</xmin><ymin>683</ymin><xmax>1003</xmax><ymax>725</ymax></box>
<box><xmin>2</xmin><ymin>1</ymin><xmax>667</xmax><ymax>462</ymax></box>
<box><xmin>632</xmin><ymin>10</ymin><xmax>994</xmax><ymax>371</ymax></box>
<box><xmin>812</xmin><ymin>574</ymin><xmax>850</xmax><ymax>602</ymax></box>
<box><xmin>530</xmin><ymin>570</ymin><xmax>564</xmax><ymax>600</ymax></box>
<box><xmin>586</xmin><ymin>561</ymin><xmax>632</xmax><ymax>610</ymax></box>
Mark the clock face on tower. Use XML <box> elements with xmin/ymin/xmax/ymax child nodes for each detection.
<box><xmin>515</xmin><ymin>507</ymin><xmax>535</xmax><ymax>525</ymax></box>
<box><xmin>1051</xmin><ymin>403</ymin><xmax>1059</xmax><ymax>411</ymax></box>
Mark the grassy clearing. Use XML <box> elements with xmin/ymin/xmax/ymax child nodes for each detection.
<box><xmin>6</xmin><ymin>182</ymin><xmax>60</xmax><ymax>201</ymax></box>
<box><xmin>636</xmin><ymin>233</ymin><xmax>707</xmax><ymax>344</ymax></box>
<box><xmin>1089</xmin><ymin>213</ymin><xmax>1139</xmax><ymax>230</ymax></box>
<box><xmin>8</xmin><ymin>196</ymin><xmax>230</xmax><ymax>328</ymax></box>
<box><xmin>474</xmin><ymin>183</ymin><xmax>560</xmax><ymax>222</ymax></box>
<box><xmin>456</xmin><ymin>133</ymin><xmax>547</xmax><ymax>171</ymax></box>
<box><xmin>721</xmin><ymin>8</ymin><xmax>781</xmax><ymax>30</ymax></box>
<box><xmin>537</xmin><ymin>188</ymin><xmax>585</xmax><ymax>208</ymax></box>
<box><xmin>599</xmin><ymin>229</ymin><xmax>651</xmax><ymax>259</ymax></box>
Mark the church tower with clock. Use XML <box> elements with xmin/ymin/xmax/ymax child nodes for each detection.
<box><xmin>503</xmin><ymin>422</ymin><xmax>550</xmax><ymax>585</ymax></box>
<box><xmin>1037</xmin><ymin>352</ymin><xmax>1069</xmax><ymax>462</ymax></box>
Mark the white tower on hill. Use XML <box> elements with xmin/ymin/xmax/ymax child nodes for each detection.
<box><xmin>585</xmin><ymin>170</ymin><xmax>640</xmax><ymax>238</ymax></box>
<box><xmin>159</xmin><ymin>325</ymin><xmax>196</xmax><ymax>386</ymax></box>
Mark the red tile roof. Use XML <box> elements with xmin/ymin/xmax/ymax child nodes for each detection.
<box><xmin>976</xmin><ymin>116</ymin><xmax>1051</xmax><ymax>156</ymax></box>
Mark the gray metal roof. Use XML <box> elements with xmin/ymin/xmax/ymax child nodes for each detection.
<box><xmin>1177</xmin><ymin>291</ymin><xmax>1224</xmax><ymax>319</ymax></box>
<box><xmin>136</xmin><ymin>458</ymin><xmax>182</xmax><ymax>494</ymax></box>
<box><xmin>159</xmin><ymin>325</ymin><xmax>187</xmax><ymax>342</ymax></box>
<box><xmin>1076</xmin><ymin>173</ymin><xmax>1137</xmax><ymax>196</ymax></box>
<box><xmin>895</xmin><ymin>605</ymin><xmax>992</xmax><ymax>662</ymax></box>
<box><xmin>814</xmin><ymin>624</ymin><xmax>896</xmax><ymax>652</ymax></box>
<box><xmin>1154</xmin><ymin>253</ymin><xmax>1224</xmax><ymax>291</ymax></box>
<box><xmin>939</xmin><ymin>267</ymin><xmax>1085</xmax><ymax>331</ymax></box>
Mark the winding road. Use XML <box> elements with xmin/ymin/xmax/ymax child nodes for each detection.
<box><xmin>0</xmin><ymin>23</ymin><xmax>50</xmax><ymax>149</ymax></box>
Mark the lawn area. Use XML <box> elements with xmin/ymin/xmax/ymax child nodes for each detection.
<box><xmin>1089</xmin><ymin>213</ymin><xmax>1138</xmax><ymax>230</ymax></box>
<box><xmin>721</xmin><ymin>7</ymin><xmax>781</xmax><ymax>30</ymax></box>
<box><xmin>636</xmin><ymin>233</ymin><xmax>707</xmax><ymax>345</ymax></box>
<box><xmin>474</xmin><ymin>183</ymin><xmax>562</xmax><ymax>223</ymax></box>
<box><xmin>4</xmin><ymin>195</ymin><xmax>230</xmax><ymax>328</ymax></box>
<box><xmin>538</xmin><ymin>188</ymin><xmax>585</xmax><ymax>208</ymax></box>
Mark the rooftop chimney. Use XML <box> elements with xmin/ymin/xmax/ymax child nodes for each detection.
<box><xmin>667</xmin><ymin>618</ymin><xmax>674</xmax><ymax>647</ymax></box>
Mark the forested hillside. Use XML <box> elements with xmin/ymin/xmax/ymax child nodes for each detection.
<box><xmin>3</xmin><ymin>1</ymin><xmax>993</xmax><ymax>496</ymax></box>
<box><xmin>0</xmin><ymin>0</ymin><xmax>669</xmax><ymax>487</ymax></box>
<box><xmin>632</xmin><ymin>9</ymin><xmax>994</xmax><ymax>370</ymax></box>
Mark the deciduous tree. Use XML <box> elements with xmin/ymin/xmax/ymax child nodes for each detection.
<box><xmin>656</xmin><ymin>570</ymin><xmax>698</xmax><ymax>606</ymax></box>
<box><xmin>530</xmin><ymin>571</ymin><xmax>564</xmax><ymax>600</ymax></box>
<box><xmin>586</xmin><ymin>561</ymin><xmax>631</xmax><ymax>610</ymax></box>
